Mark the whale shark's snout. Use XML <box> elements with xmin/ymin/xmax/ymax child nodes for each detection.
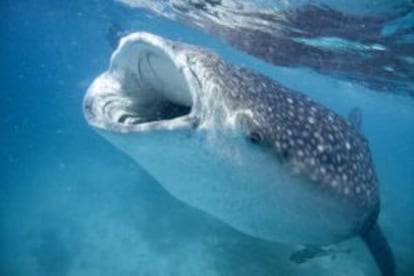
<box><xmin>83</xmin><ymin>32</ymin><xmax>394</xmax><ymax>275</ymax></box>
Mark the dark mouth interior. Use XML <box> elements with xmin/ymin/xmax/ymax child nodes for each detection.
<box><xmin>106</xmin><ymin>46</ymin><xmax>193</xmax><ymax>125</ymax></box>
<box><xmin>116</xmin><ymin>101</ymin><xmax>191</xmax><ymax>124</ymax></box>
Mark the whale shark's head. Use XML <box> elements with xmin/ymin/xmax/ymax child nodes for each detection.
<box><xmin>83</xmin><ymin>32</ymin><xmax>380</xmax><ymax>245</ymax></box>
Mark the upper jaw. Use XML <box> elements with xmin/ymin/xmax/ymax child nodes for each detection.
<box><xmin>83</xmin><ymin>32</ymin><xmax>202</xmax><ymax>133</ymax></box>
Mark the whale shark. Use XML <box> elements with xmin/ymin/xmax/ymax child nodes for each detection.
<box><xmin>83</xmin><ymin>32</ymin><xmax>395</xmax><ymax>276</ymax></box>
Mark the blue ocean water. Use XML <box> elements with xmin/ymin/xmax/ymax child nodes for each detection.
<box><xmin>1</xmin><ymin>1</ymin><xmax>413</xmax><ymax>275</ymax></box>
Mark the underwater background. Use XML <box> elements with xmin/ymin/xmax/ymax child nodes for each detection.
<box><xmin>1</xmin><ymin>0</ymin><xmax>413</xmax><ymax>275</ymax></box>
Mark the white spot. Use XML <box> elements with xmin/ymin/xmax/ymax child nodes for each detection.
<box><xmin>297</xmin><ymin>150</ymin><xmax>304</xmax><ymax>157</ymax></box>
<box><xmin>345</xmin><ymin>142</ymin><xmax>351</xmax><ymax>150</ymax></box>
<box><xmin>331</xmin><ymin>180</ymin><xmax>338</xmax><ymax>187</ymax></box>
<box><xmin>287</xmin><ymin>129</ymin><xmax>292</xmax><ymax>136</ymax></box>
<box><xmin>287</xmin><ymin>97</ymin><xmax>293</xmax><ymax>104</ymax></box>
<box><xmin>307</xmin><ymin>116</ymin><xmax>315</xmax><ymax>124</ymax></box>
<box><xmin>342</xmin><ymin>173</ymin><xmax>348</xmax><ymax>181</ymax></box>
<box><xmin>320</xmin><ymin>166</ymin><xmax>326</xmax><ymax>174</ymax></box>
<box><xmin>309</xmin><ymin>157</ymin><xmax>316</xmax><ymax>166</ymax></box>
<box><xmin>336</xmin><ymin>155</ymin><xmax>342</xmax><ymax>162</ymax></box>
<box><xmin>356</xmin><ymin>186</ymin><xmax>361</xmax><ymax>194</ymax></box>
<box><xmin>344</xmin><ymin>187</ymin><xmax>349</xmax><ymax>195</ymax></box>
<box><xmin>317</xmin><ymin>144</ymin><xmax>324</xmax><ymax>152</ymax></box>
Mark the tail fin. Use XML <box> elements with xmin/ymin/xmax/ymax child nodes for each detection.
<box><xmin>361</xmin><ymin>222</ymin><xmax>396</xmax><ymax>276</ymax></box>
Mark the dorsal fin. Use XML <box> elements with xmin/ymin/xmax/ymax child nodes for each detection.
<box><xmin>347</xmin><ymin>107</ymin><xmax>362</xmax><ymax>130</ymax></box>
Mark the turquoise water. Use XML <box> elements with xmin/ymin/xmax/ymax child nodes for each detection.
<box><xmin>1</xmin><ymin>1</ymin><xmax>413</xmax><ymax>275</ymax></box>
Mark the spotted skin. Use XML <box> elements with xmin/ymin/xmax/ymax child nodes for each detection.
<box><xmin>191</xmin><ymin>53</ymin><xmax>379</xmax><ymax>210</ymax></box>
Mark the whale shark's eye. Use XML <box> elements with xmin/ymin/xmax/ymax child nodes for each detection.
<box><xmin>238</xmin><ymin>115</ymin><xmax>264</xmax><ymax>144</ymax></box>
<box><xmin>248</xmin><ymin>131</ymin><xmax>263</xmax><ymax>144</ymax></box>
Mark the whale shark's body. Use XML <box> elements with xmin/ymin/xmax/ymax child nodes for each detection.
<box><xmin>83</xmin><ymin>32</ymin><xmax>394</xmax><ymax>275</ymax></box>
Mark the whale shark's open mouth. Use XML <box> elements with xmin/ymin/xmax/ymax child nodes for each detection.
<box><xmin>83</xmin><ymin>33</ymin><xmax>196</xmax><ymax>132</ymax></box>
